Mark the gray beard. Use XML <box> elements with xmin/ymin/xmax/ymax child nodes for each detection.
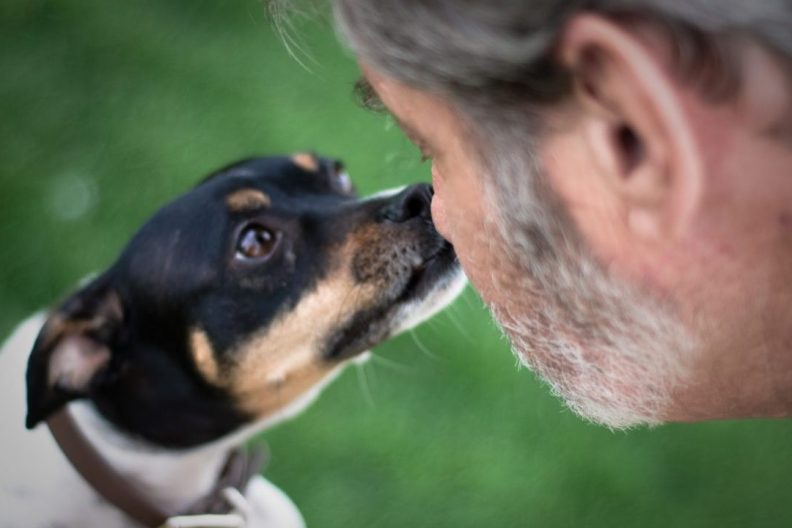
<box><xmin>481</xmin><ymin>160</ymin><xmax>694</xmax><ymax>428</ymax></box>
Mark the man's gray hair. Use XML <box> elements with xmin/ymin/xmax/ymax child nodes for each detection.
<box><xmin>333</xmin><ymin>0</ymin><xmax>792</xmax><ymax>104</ymax></box>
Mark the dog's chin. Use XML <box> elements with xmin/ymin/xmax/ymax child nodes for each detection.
<box><xmin>323</xmin><ymin>246</ymin><xmax>466</xmax><ymax>362</ymax></box>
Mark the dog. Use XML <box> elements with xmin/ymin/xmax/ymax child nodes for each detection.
<box><xmin>0</xmin><ymin>153</ymin><xmax>465</xmax><ymax>527</ymax></box>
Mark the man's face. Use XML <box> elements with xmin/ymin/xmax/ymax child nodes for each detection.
<box><xmin>363</xmin><ymin>65</ymin><xmax>695</xmax><ymax>427</ymax></box>
<box><xmin>361</xmin><ymin>19</ymin><xmax>792</xmax><ymax>424</ymax></box>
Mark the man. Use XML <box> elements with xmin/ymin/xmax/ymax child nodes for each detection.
<box><xmin>278</xmin><ymin>1</ymin><xmax>792</xmax><ymax>428</ymax></box>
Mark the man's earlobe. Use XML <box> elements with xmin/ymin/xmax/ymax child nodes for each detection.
<box><xmin>25</xmin><ymin>277</ymin><xmax>125</xmax><ymax>429</ymax></box>
<box><xmin>560</xmin><ymin>14</ymin><xmax>703</xmax><ymax>240</ymax></box>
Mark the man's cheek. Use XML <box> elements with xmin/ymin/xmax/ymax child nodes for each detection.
<box><xmin>430</xmin><ymin>194</ymin><xmax>450</xmax><ymax>241</ymax></box>
<box><xmin>451</xmin><ymin>228</ymin><xmax>502</xmax><ymax>308</ymax></box>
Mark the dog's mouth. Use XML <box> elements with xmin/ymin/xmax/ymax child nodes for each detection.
<box><xmin>323</xmin><ymin>241</ymin><xmax>460</xmax><ymax>361</ymax></box>
<box><xmin>398</xmin><ymin>240</ymin><xmax>457</xmax><ymax>303</ymax></box>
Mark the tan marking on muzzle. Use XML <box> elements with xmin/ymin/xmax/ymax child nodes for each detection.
<box><xmin>190</xmin><ymin>329</ymin><xmax>221</xmax><ymax>385</ymax></box>
<box><xmin>228</xmin><ymin>256</ymin><xmax>379</xmax><ymax>416</ymax></box>
<box><xmin>291</xmin><ymin>153</ymin><xmax>319</xmax><ymax>172</ymax></box>
<box><xmin>226</xmin><ymin>189</ymin><xmax>271</xmax><ymax>213</ymax></box>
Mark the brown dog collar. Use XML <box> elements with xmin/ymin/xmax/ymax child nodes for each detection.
<box><xmin>47</xmin><ymin>408</ymin><xmax>266</xmax><ymax>527</ymax></box>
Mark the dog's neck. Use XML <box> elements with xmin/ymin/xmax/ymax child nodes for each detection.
<box><xmin>67</xmin><ymin>367</ymin><xmax>341</xmax><ymax>514</ymax></box>
<box><xmin>68</xmin><ymin>400</ymin><xmax>234</xmax><ymax>513</ymax></box>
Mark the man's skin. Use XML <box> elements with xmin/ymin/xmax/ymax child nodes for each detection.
<box><xmin>362</xmin><ymin>15</ymin><xmax>792</xmax><ymax>422</ymax></box>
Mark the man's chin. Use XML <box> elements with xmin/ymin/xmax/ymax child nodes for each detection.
<box><xmin>490</xmin><ymin>296</ymin><xmax>692</xmax><ymax>430</ymax></box>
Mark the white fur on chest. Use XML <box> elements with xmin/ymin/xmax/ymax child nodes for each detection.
<box><xmin>0</xmin><ymin>314</ymin><xmax>304</xmax><ymax>528</ymax></box>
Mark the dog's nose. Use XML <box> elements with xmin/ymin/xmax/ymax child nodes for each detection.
<box><xmin>380</xmin><ymin>183</ymin><xmax>433</xmax><ymax>223</ymax></box>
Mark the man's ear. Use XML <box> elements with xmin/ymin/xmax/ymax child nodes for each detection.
<box><xmin>558</xmin><ymin>14</ymin><xmax>703</xmax><ymax>240</ymax></box>
<box><xmin>25</xmin><ymin>277</ymin><xmax>125</xmax><ymax>429</ymax></box>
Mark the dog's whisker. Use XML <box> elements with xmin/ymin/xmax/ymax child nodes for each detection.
<box><xmin>369</xmin><ymin>353</ymin><xmax>415</xmax><ymax>374</ymax></box>
<box><xmin>442</xmin><ymin>306</ymin><xmax>475</xmax><ymax>344</ymax></box>
<box><xmin>407</xmin><ymin>328</ymin><xmax>442</xmax><ymax>362</ymax></box>
<box><xmin>355</xmin><ymin>363</ymin><xmax>376</xmax><ymax>409</ymax></box>
<box><xmin>461</xmin><ymin>289</ymin><xmax>480</xmax><ymax>311</ymax></box>
<box><xmin>368</xmin><ymin>359</ymin><xmax>381</xmax><ymax>386</ymax></box>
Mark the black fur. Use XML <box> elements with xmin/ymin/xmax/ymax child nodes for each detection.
<box><xmin>26</xmin><ymin>155</ymin><xmax>455</xmax><ymax>448</ymax></box>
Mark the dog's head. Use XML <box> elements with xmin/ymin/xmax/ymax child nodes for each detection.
<box><xmin>25</xmin><ymin>154</ymin><xmax>465</xmax><ymax>447</ymax></box>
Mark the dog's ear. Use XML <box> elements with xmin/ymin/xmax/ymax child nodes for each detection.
<box><xmin>25</xmin><ymin>277</ymin><xmax>126</xmax><ymax>429</ymax></box>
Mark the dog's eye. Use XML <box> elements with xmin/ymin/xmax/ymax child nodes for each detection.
<box><xmin>236</xmin><ymin>224</ymin><xmax>279</xmax><ymax>261</ymax></box>
<box><xmin>333</xmin><ymin>170</ymin><xmax>354</xmax><ymax>194</ymax></box>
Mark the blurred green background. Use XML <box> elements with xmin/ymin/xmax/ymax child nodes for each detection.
<box><xmin>2</xmin><ymin>1</ymin><xmax>791</xmax><ymax>527</ymax></box>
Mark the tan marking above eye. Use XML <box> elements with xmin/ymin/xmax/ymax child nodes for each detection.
<box><xmin>291</xmin><ymin>152</ymin><xmax>319</xmax><ymax>172</ymax></box>
<box><xmin>226</xmin><ymin>189</ymin><xmax>271</xmax><ymax>212</ymax></box>
<box><xmin>190</xmin><ymin>329</ymin><xmax>221</xmax><ymax>386</ymax></box>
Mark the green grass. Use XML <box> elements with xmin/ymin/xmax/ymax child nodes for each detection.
<box><xmin>2</xmin><ymin>2</ymin><xmax>791</xmax><ymax>527</ymax></box>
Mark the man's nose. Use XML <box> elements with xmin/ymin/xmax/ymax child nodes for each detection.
<box><xmin>380</xmin><ymin>183</ymin><xmax>434</xmax><ymax>223</ymax></box>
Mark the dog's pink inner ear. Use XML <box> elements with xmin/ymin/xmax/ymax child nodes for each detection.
<box><xmin>48</xmin><ymin>335</ymin><xmax>111</xmax><ymax>391</ymax></box>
